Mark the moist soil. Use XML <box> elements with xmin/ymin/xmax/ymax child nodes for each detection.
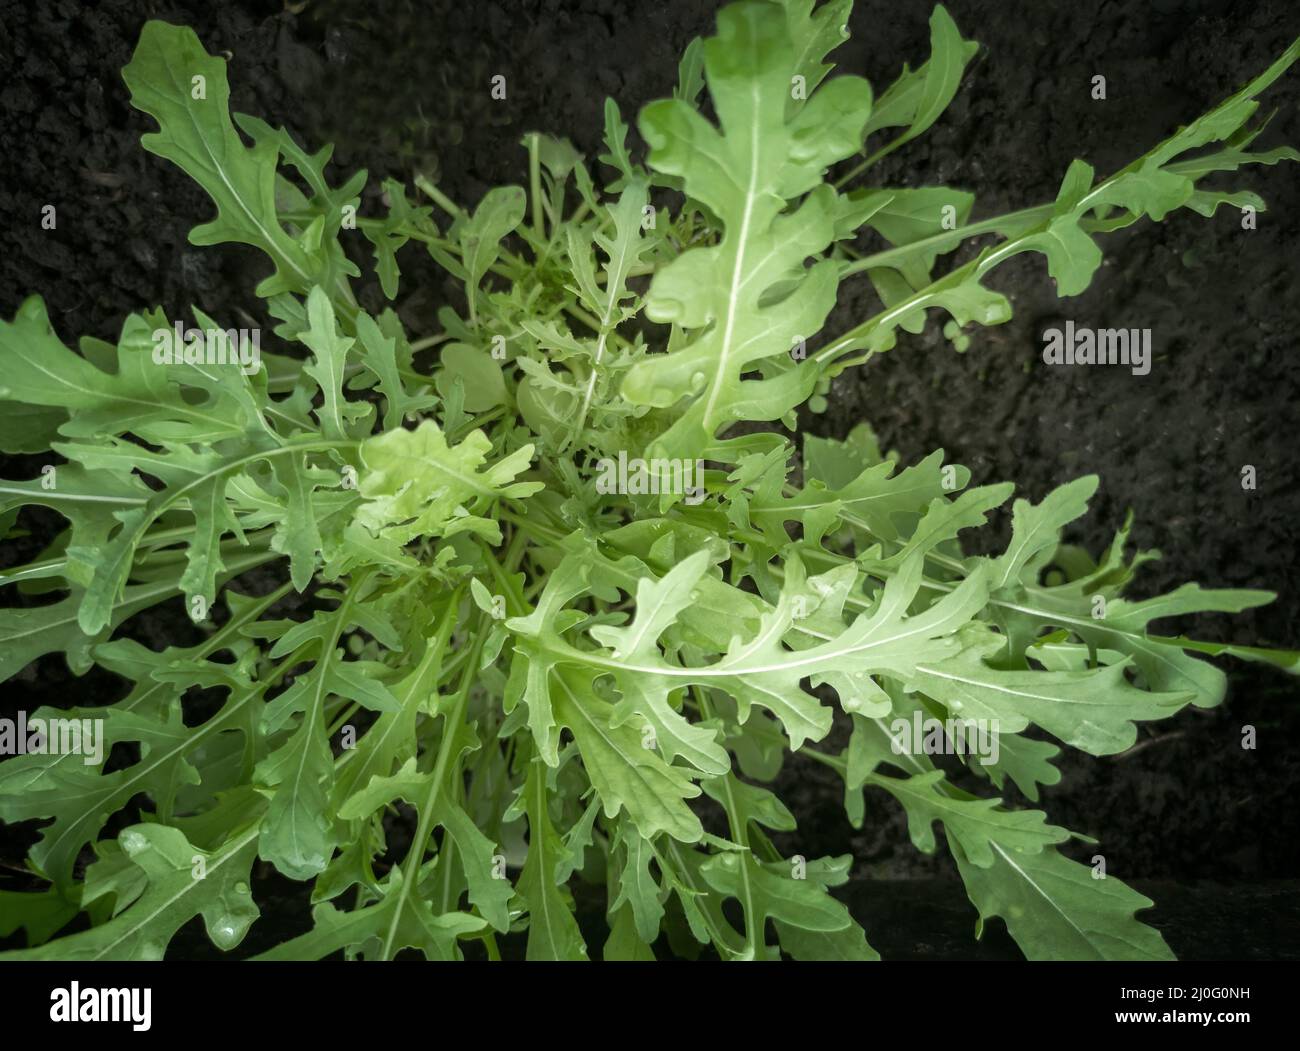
<box><xmin>1</xmin><ymin>0</ymin><xmax>1298</xmax><ymax>957</ymax></box>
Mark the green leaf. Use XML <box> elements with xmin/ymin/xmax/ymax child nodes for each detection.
<box><xmin>994</xmin><ymin>577</ymin><xmax>1278</xmax><ymax>709</ymax></box>
<box><xmin>954</xmin><ymin>841</ymin><xmax>1174</xmax><ymax>961</ymax></box>
<box><xmin>255</xmin><ymin>587</ymin><xmax>400</xmax><ymax>880</ymax></box>
<box><xmin>0</xmin><ymin>888</ymin><xmax>80</xmax><ymax>948</ymax></box>
<box><xmin>604</xmin><ymin>903</ymin><xmax>657</xmax><ymax>960</ymax></box>
<box><xmin>123</xmin><ymin>22</ymin><xmax>346</xmax><ymax>305</ymax></box>
<box><xmin>588</xmin><ymin>551</ymin><xmax>732</xmax><ymax>775</ymax></box>
<box><xmin>700</xmin><ymin>850</ymin><xmax>859</xmax><ymax>961</ymax></box>
<box><xmin>610</xmin><ymin>824</ymin><xmax>666</xmax><ymax>944</ymax></box>
<box><xmin>0</xmin><ymin>589</ymin><xmax>282</xmax><ymax>888</ymax></box>
<box><xmin>989</xmin><ymin>476</ymin><xmax>1099</xmax><ymax>590</ymax></box>
<box><xmin>870</xmin><ymin>769</ymin><xmax>1069</xmax><ymax>865</ymax></box>
<box><xmin>0</xmin><ymin>823</ymin><xmax>260</xmax><ymax>961</ymax></box>
<box><xmin>516</xmin><ymin>759</ymin><xmax>588</xmax><ymax>960</ymax></box>
<box><xmin>624</xmin><ymin>0</ymin><xmax>873</xmax><ymax>460</ymax></box>
<box><xmin>910</xmin><ymin>623</ymin><xmax>1191</xmax><ymax>756</ymax></box>
<box><xmin>355</xmin><ymin>420</ymin><xmax>542</xmax><ymax>545</ymax></box>
<box><xmin>256</xmin><ymin>867</ymin><xmax>485</xmax><ymax>960</ymax></box>
<box><xmin>747</xmin><ymin>447</ymin><xmax>963</xmax><ymax>547</ymax></box>
<box><xmin>976</xmin><ymin>732</ymin><xmax>1062</xmax><ymax>803</ymax></box>
<box><xmin>362</xmin><ymin>178</ymin><xmax>437</xmax><ymax>300</ymax></box>
<box><xmin>860</xmin><ymin>5</ymin><xmax>978</xmax><ymax>150</ymax></box>
<box><xmin>298</xmin><ymin>287</ymin><xmax>370</xmax><ymax>440</ymax></box>
<box><xmin>550</xmin><ymin>667</ymin><xmax>704</xmax><ymax>843</ymax></box>
<box><xmin>458</xmin><ymin>186</ymin><xmax>527</xmax><ymax>321</ymax></box>
<box><xmin>436</xmin><ymin>342</ymin><xmax>506</xmax><ymax>413</ymax></box>
<box><xmin>862</xmin><ymin>186</ymin><xmax>975</xmax><ymax>286</ymax></box>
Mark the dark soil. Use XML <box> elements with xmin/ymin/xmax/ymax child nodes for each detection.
<box><xmin>2</xmin><ymin>0</ymin><xmax>1298</xmax><ymax>956</ymax></box>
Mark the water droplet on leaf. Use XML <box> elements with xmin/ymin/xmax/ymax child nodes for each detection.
<box><xmin>121</xmin><ymin>830</ymin><xmax>148</xmax><ymax>854</ymax></box>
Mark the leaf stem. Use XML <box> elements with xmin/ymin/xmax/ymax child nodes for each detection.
<box><xmin>837</xmin><ymin>203</ymin><xmax>1052</xmax><ymax>278</ymax></box>
<box><xmin>378</xmin><ymin>589</ymin><xmax>472</xmax><ymax>960</ymax></box>
<box><xmin>413</xmin><ymin>175</ymin><xmax>466</xmax><ymax>221</ymax></box>
<box><xmin>693</xmin><ymin>690</ymin><xmax>763</xmax><ymax>959</ymax></box>
<box><xmin>527</xmin><ymin>133</ymin><xmax>545</xmax><ymax>242</ymax></box>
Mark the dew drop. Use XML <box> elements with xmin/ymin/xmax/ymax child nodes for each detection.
<box><xmin>121</xmin><ymin>830</ymin><xmax>148</xmax><ymax>854</ymax></box>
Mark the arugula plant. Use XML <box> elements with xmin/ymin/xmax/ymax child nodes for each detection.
<box><xmin>1</xmin><ymin>0</ymin><xmax>1297</xmax><ymax>961</ymax></box>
